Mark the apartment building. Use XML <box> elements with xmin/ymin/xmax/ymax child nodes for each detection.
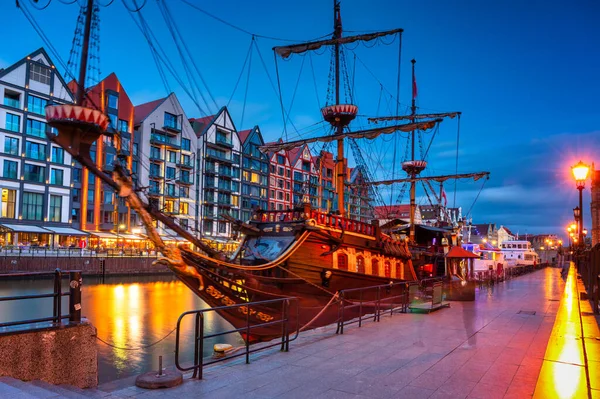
<box><xmin>267</xmin><ymin>141</ymin><xmax>292</xmax><ymax>211</ymax></box>
<box><xmin>0</xmin><ymin>48</ymin><xmax>80</xmax><ymax>246</ymax></box>
<box><xmin>239</xmin><ymin>126</ymin><xmax>269</xmax><ymax>221</ymax></box>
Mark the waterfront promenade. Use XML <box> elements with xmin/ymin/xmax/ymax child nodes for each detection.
<box><xmin>1</xmin><ymin>265</ymin><xmax>598</xmax><ymax>398</ymax></box>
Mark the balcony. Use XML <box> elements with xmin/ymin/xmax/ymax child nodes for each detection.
<box><xmin>177</xmin><ymin>178</ymin><xmax>193</xmax><ymax>185</ymax></box>
<box><xmin>148</xmin><ymin>188</ymin><xmax>162</xmax><ymax>196</ymax></box>
<box><xmin>163</xmin><ymin>123</ymin><xmax>181</xmax><ymax>133</ymax></box>
<box><xmin>206</xmin><ymin>150</ymin><xmax>232</xmax><ymax>164</ymax></box>
<box><xmin>149</xmin><ymin>154</ymin><xmax>164</xmax><ymax>163</ymax></box>
<box><xmin>150</xmin><ymin>133</ymin><xmax>180</xmax><ymax>149</ymax></box>
<box><xmin>204</xmin><ymin>196</ymin><xmax>217</xmax><ymax>203</ymax></box>
<box><xmin>217</xmin><ymin>184</ymin><xmax>232</xmax><ymax>192</ymax></box>
<box><xmin>215</xmin><ymin>136</ymin><xmax>233</xmax><ymax>148</ymax></box>
<box><xmin>165</xmin><ymin>190</ymin><xmax>178</xmax><ymax>199</ymax></box>
<box><xmin>178</xmin><ymin>159</ymin><xmax>194</xmax><ymax>169</ymax></box>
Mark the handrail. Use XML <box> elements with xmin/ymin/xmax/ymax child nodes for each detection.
<box><xmin>0</xmin><ymin>247</ymin><xmax>161</xmax><ymax>258</ymax></box>
<box><xmin>174</xmin><ymin>297</ymin><xmax>299</xmax><ymax>379</ymax></box>
<box><xmin>336</xmin><ymin>281</ymin><xmax>412</xmax><ymax>335</ymax></box>
<box><xmin>0</xmin><ymin>269</ymin><xmax>82</xmax><ymax>330</ymax></box>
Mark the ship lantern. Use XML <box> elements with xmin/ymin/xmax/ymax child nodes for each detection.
<box><xmin>321</xmin><ymin>104</ymin><xmax>358</xmax><ymax>128</ymax></box>
<box><xmin>401</xmin><ymin>160</ymin><xmax>427</xmax><ymax>175</ymax></box>
<box><xmin>45</xmin><ymin>104</ymin><xmax>110</xmax><ymax>159</ymax></box>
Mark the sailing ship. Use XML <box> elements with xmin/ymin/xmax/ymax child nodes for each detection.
<box><xmin>44</xmin><ymin>0</ymin><xmax>487</xmax><ymax>341</ymax></box>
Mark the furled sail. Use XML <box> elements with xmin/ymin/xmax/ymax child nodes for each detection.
<box><xmin>368</xmin><ymin>112</ymin><xmax>461</xmax><ymax>124</ymax></box>
<box><xmin>348</xmin><ymin>171</ymin><xmax>490</xmax><ymax>187</ymax></box>
<box><xmin>273</xmin><ymin>28</ymin><xmax>404</xmax><ymax>59</ymax></box>
<box><xmin>260</xmin><ymin>119</ymin><xmax>440</xmax><ymax>153</ymax></box>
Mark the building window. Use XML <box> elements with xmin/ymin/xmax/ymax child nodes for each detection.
<box><xmin>164</xmin><ymin>200</ymin><xmax>175</xmax><ymax>213</ymax></box>
<box><xmin>51</xmin><ymin>147</ymin><xmax>64</xmax><ymax>164</ymax></box>
<box><xmin>5</xmin><ymin>113</ymin><xmax>20</xmax><ymax>132</ymax></box>
<box><xmin>181</xmin><ymin>138</ymin><xmax>191</xmax><ymax>151</ymax></box>
<box><xmin>25</xmin><ymin>141</ymin><xmax>46</xmax><ymax>160</ymax></box>
<box><xmin>150</xmin><ymin>146</ymin><xmax>161</xmax><ymax>160</ymax></box>
<box><xmin>107</xmin><ymin>93</ymin><xmax>118</xmax><ymax>109</ymax></box>
<box><xmin>103</xmin><ymin>190</ymin><xmax>113</xmax><ymax>204</ymax></box>
<box><xmin>50</xmin><ymin>168</ymin><xmax>64</xmax><ymax>186</ymax></box>
<box><xmin>3</xmin><ymin>90</ymin><xmax>20</xmax><ymax>108</ymax></box>
<box><xmin>108</xmin><ymin>113</ymin><xmax>118</xmax><ymax>130</ymax></box>
<box><xmin>166</xmin><ymin>166</ymin><xmax>176</xmax><ymax>180</ymax></box>
<box><xmin>167</xmin><ymin>151</ymin><xmax>176</xmax><ymax>163</ymax></box>
<box><xmin>180</xmin><ymin>202</ymin><xmax>189</xmax><ymax>215</ymax></box>
<box><xmin>132</xmin><ymin>143</ymin><xmax>138</xmax><ymax>156</ymax></box>
<box><xmin>3</xmin><ymin>160</ymin><xmax>18</xmax><ymax>179</ymax></box>
<box><xmin>4</xmin><ymin>137</ymin><xmax>19</xmax><ymax>155</ymax></box>
<box><xmin>29</xmin><ymin>63</ymin><xmax>51</xmax><ymax>85</ymax></box>
<box><xmin>218</xmin><ymin>221</ymin><xmax>227</xmax><ymax>234</ymax></box>
<box><xmin>71</xmin><ymin>208</ymin><xmax>79</xmax><ymax>222</ymax></box>
<box><xmin>23</xmin><ymin>164</ymin><xmax>45</xmax><ymax>183</ymax></box>
<box><xmin>1</xmin><ymin>189</ymin><xmax>16</xmax><ymax>218</ymax></box>
<box><xmin>87</xmin><ymin>189</ymin><xmax>94</xmax><ymax>203</ymax></box>
<box><xmin>357</xmin><ymin>255</ymin><xmax>365</xmax><ymax>274</ymax></box>
<box><xmin>150</xmin><ymin>163</ymin><xmax>160</xmax><ymax>177</ymax></box>
<box><xmin>73</xmin><ymin>189</ymin><xmax>80</xmax><ymax>203</ymax></box>
<box><xmin>166</xmin><ymin>183</ymin><xmax>176</xmax><ymax>196</ymax></box>
<box><xmin>26</xmin><ymin>119</ymin><xmax>47</xmax><ymax>138</ymax></box>
<box><xmin>49</xmin><ymin>195</ymin><xmax>62</xmax><ymax>222</ymax></box>
<box><xmin>179</xmin><ymin>186</ymin><xmax>189</xmax><ymax>197</ymax></box>
<box><xmin>73</xmin><ymin>168</ymin><xmax>82</xmax><ymax>183</ymax></box>
<box><xmin>384</xmin><ymin>261</ymin><xmax>391</xmax><ymax>278</ymax></box>
<box><xmin>27</xmin><ymin>95</ymin><xmax>47</xmax><ymax>116</ymax></box>
<box><xmin>22</xmin><ymin>192</ymin><xmax>43</xmax><ymax>220</ymax></box>
<box><xmin>338</xmin><ymin>253</ymin><xmax>348</xmax><ymax>271</ymax></box>
<box><xmin>164</xmin><ymin>112</ymin><xmax>179</xmax><ymax>130</ymax></box>
<box><xmin>118</xmin><ymin>119</ymin><xmax>129</xmax><ymax>133</ymax></box>
<box><xmin>86</xmin><ymin>209</ymin><xmax>94</xmax><ymax>223</ymax></box>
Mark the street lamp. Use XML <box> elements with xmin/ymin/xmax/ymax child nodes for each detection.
<box><xmin>117</xmin><ymin>223</ymin><xmax>126</xmax><ymax>251</ymax></box>
<box><xmin>571</xmin><ymin>160</ymin><xmax>590</xmax><ymax>250</ymax></box>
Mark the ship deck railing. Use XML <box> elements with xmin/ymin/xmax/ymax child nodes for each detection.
<box><xmin>255</xmin><ymin>209</ymin><xmax>376</xmax><ymax>237</ymax></box>
<box><xmin>336</xmin><ymin>281</ymin><xmax>414</xmax><ymax>335</ymax></box>
<box><xmin>174</xmin><ymin>297</ymin><xmax>299</xmax><ymax>379</ymax></box>
<box><xmin>0</xmin><ymin>247</ymin><xmax>161</xmax><ymax>258</ymax></box>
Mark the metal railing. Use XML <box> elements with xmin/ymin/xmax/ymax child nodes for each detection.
<box><xmin>0</xmin><ymin>247</ymin><xmax>161</xmax><ymax>258</ymax></box>
<box><xmin>579</xmin><ymin>245</ymin><xmax>600</xmax><ymax>314</ymax></box>
<box><xmin>174</xmin><ymin>297</ymin><xmax>299</xmax><ymax>379</ymax></box>
<box><xmin>336</xmin><ymin>282</ymin><xmax>412</xmax><ymax>335</ymax></box>
<box><xmin>0</xmin><ymin>269</ymin><xmax>82</xmax><ymax>330</ymax></box>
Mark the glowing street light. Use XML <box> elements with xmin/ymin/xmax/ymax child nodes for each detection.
<box><xmin>571</xmin><ymin>161</ymin><xmax>590</xmax><ymax>252</ymax></box>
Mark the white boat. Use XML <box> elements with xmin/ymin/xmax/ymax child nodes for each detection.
<box><xmin>500</xmin><ymin>240</ymin><xmax>539</xmax><ymax>268</ymax></box>
<box><xmin>462</xmin><ymin>243</ymin><xmax>505</xmax><ymax>279</ymax></box>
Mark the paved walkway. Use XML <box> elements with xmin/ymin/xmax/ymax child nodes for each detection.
<box><xmin>2</xmin><ymin>266</ymin><xmax>598</xmax><ymax>398</ymax></box>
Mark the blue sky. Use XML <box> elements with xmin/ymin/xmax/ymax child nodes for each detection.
<box><xmin>2</xmin><ymin>0</ymin><xmax>599</xmax><ymax>238</ymax></box>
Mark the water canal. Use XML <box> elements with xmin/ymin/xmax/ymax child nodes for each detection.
<box><xmin>0</xmin><ymin>275</ymin><xmax>243</xmax><ymax>383</ymax></box>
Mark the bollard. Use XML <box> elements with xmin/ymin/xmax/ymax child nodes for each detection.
<box><xmin>69</xmin><ymin>271</ymin><xmax>82</xmax><ymax>323</ymax></box>
<box><xmin>158</xmin><ymin>356</ymin><xmax>163</xmax><ymax>377</ymax></box>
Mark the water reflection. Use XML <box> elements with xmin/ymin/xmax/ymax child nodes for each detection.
<box><xmin>0</xmin><ymin>275</ymin><xmax>243</xmax><ymax>383</ymax></box>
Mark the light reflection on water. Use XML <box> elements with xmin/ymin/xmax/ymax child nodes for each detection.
<box><xmin>0</xmin><ymin>275</ymin><xmax>243</xmax><ymax>383</ymax></box>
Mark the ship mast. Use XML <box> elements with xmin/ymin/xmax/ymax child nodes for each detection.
<box><xmin>334</xmin><ymin>0</ymin><xmax>345</xmax><ymax>215</ymax></box>
<box><xmin>409</xmin><ymin>59</ymin><xmax>416</xmax><ymax>242</ymax></box>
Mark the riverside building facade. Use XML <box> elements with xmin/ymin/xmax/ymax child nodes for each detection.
<box><xmin>0</xmin><ymin>48</ymin><xmax>82</xmax><ymax>247</ymax></box>
<box><xmin>190</xmin><ymin>107</ymin><xmax>242</xmax><ymax>239</ymax></box>
<box><xmin>133</xmin><ymin>93</ymin><xmax>198</xmax><ymax>241</ymax></box>
<box><xmin>239</xmin><ymin>126</ymin><xmax>269</xmax><ymax>221</ymax></box>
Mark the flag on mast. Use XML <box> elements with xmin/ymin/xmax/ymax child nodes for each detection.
<box><xmin>412</xmin><ymin>73</ymin><xmax>418</xmax><ymax>99</ymax></box>
<box><xmin>441</xmin><ymin>187</ymin><xmax>447</xmax><ymax>207</ymax></box>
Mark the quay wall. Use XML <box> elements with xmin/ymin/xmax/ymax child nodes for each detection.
<box><xmin>0</xmin><ymin>322</ymin><xmax>98</xmax><ymax>388</ymax></box>
<box><xmin>0</xmin><ymin>256</ymin><xmax>170</xmax><ymax>275</ymax></box>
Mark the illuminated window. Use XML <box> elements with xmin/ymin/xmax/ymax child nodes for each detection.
<box><xmin>338</xmin><ymin>253</ymin><xmax>348</xmax><ymax>270</ymax></box>
<box><xmin>395</xmin><ymin>262</ymin><xmax>402</xmax><ymax>279</ymax></box>
<box><xmin>356</xmin><ymin>255</ymin><xmax>365</xmax><ymax>273</ymax></box>
<box><xmin>384</xmin><ymin>261</ymin><xmax>391</xmax><ymax>278</ymax></box>
<box><xmin>164</xmin><ymin>200</ymin><xmax>175</xmax><ymax>213</ymax></box>
<box><xmin>180</xmin><ymin>202</ymin><xmax>189</xmax><ymax>215</ymax></box>
<box><xmin>1</xmin><ymin>189</ymin><xmax>16</xmax><ymax>218</ymax></box>
<box><xmin>372</xmin><ymin>259</ymin><xmax>379</xmax><ymax>276</ymax></box>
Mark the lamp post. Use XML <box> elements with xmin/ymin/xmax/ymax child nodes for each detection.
<box><xmin>571</xmin><ymin>160</ymin><xmax>590</xmax><ymax>250</ymax></box>
<box><xmin>117</xmin><ymin>223</ymin><xmax>126</xmax><ymax>252</ymax></box>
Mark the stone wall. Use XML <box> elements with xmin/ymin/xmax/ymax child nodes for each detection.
<box><xmin>0</xmin><ymin>322</ymin><xmax>98</xmax><ymax>388</ymax></box>
<box><xmin>0</xmin><ymin>256</ymin><xmax>168</xmax><ymax>275</ymax></box>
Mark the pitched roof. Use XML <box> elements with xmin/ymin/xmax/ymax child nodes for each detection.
<box><xmin>286</xmin><ymin>147</ymin><xmax>303</xmax><ymax>166</ymax></box>
<box><xmin>238</xmin><ymin>129</ymin><xmax>252</xmax><ymax>144</ymax></box>
<box><xmin>134</xmin><ymin>97</ymin><xmax>167</xmax><ymax>125</ymax></box>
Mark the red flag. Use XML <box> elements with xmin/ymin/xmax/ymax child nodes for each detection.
<box><xmin>412</xmin><ymin>74</ymin><xmax>418</xmax><ymax>99</ymax></box>
<box><xmin>441</xmin><ymin>188</ymin><xmax>447</xmax><ymax>207</ymax></box>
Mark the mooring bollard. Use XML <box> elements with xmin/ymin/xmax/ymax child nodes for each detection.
<box><xmin>69</xmin><ymin>271</ymin><xmax>82</xmax><ymax>323</ymax></box>
<box><xmin>158</xmin><ymin>356</ymin><xmax>163</xmax><ymax>377</ymax></box>
<box><xmin>135</xmin><ymin>354</ymin><xmax>182</xmax><ymax>389</ymax></box>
